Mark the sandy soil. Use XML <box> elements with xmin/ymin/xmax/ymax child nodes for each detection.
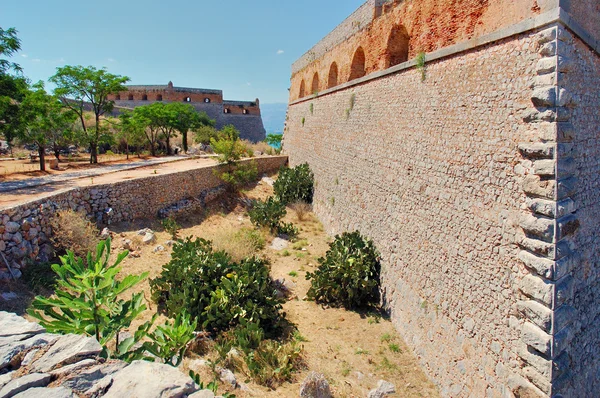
<box><xmin>0</xmin><ymin>180</ymin><xmax>439</xmax><ymax>398</ymax></box>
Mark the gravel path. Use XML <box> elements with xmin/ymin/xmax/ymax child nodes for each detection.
<box><xmin>0</xmin><ymin>156</ymin><xmax>184</xmax><ymax>193</ymax></box>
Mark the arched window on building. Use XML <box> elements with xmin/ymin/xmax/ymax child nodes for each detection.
<box><xmin>243</xmin><ymin>109</ymin><xmax>248</xmax><ymax>114</ymax></box>
<box><xmin>184</xmin><ymin>97</ymin><xmax>191</xmax><ymax>102</ymax></box>
<box><xmin>128</xmin><ymin>94</ymin><xmax>134</xmax><ymax>100</ymax></box>
<box><xmin>142</xmin><ymin>94</ymin><xmax>148</xmax><ymax>101</ymax></box>
<box><xmin>204</xmin><ymin>98</ymin><xmax>211</xmax><ymax>103</ymax></box>
<box><xmin>115</xmin><ymin>94</ymin><xmax>121</xmax><ymax>100</ymax></box>
<box><xmin>328</xmin><ymin>62</ymin><xmax>338</xmax><ymax>88</ymax></box>
<box><xmin>311</xmin><ymin>72</ymin><xmax>319</xmax><ymax>95</ymax></box>
<box><xmin>349</xmin><ymin>47</ymin><xmax>366</xmax><ymax>81</ymax></box>
<box><xmin>156</xmin><ymin>94</ymin><xmax>163</xmax><ymax>101</ymax></box>
<box><xmin>386</xmin><ymin>24</ymin><xmax>410</xmax><ymax>68</ymax></box>
<box><xmin>299</xmin><ymin>80</ymin><xmax>306</xmax><ymax>99</ymax></box>
<box><xmin>224</xmin><ymin>108</ymin><xmax>230</xmax><ymax>114</ymax></box>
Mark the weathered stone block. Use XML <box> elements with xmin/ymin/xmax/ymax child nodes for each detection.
<box><xmin>517</xmin><ymin>300</ymin><xmax>552</xmax><ymax>333</ymax></box>
<box><xmin>522</xmin><ymin>322</ymin><xmax>551</xmax><ymax>356</ymax></box>
<box><xmin>536</xmin><ymin>58</ymin><xmax>556</xmax><ymax>75</ymax></box>
<box><xmin>554</xmin><ymin>305</ymin><xmax>576</xmax><ymax>334</ymax></box>
<box><xmin>556</xmin><ymin>215</ymin><xmax>579</xmax><ymax>240</ymax></box>
<box><xmin>519</xmin><ymin>214</ymin><xmax>554</xmax><ymax>242</ymax></box>
<box><xmin>519</xmin><ymin>250</ymin><xmax>554</xmax><ymax>279</ymax></box>
<box><xmin>518</xmin><ymin>274</ymin><xmax>554</xmax><ymax>306</ymax></box>
<box><xmin>531</xmin><ymin>87</ymin><xmax>556</xmax><ymax>108</ymax></box>
<box><xmin>518</xmin><ymin>142</ymin><xmax>555</xmax><ymax>159</ymax></box>
<box><xmin>533</xmin><ymin>159</ymin><xmax>556</xmax><ymax>176</ymax></box>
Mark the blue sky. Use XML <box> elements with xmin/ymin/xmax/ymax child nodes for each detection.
<box><xmin>3</xmin><ymin>0</ymin><xmax>365</xmax><ymax>104</ymax></box>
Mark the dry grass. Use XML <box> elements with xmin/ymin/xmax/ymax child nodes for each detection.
<box><xmin>49</xmin><ymin>209</ymin><xmax>100</xmax><ymax>258</ymax></box>
<box><xmin>204</xmin><ymin>225</ymin><xmax>267</xmax><ymax>262</ymax></box>
<box><xmin>289</xmin><ymin>201</ymin><xmax>312</xmax><ymax>222</ymax></box>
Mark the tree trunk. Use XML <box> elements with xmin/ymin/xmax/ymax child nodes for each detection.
<box><xmin>38</xmin><ymin>147</ymin><xmax>46</xmax><ymax>171</ymax></box>
<box><xmin>126</xmin><ymin>141</ymin><xmax>129</xmax><ymax>160</ymax></box>
<box><xmin>182</xmin><ymin>130</ymin><xmax>188</xmax><ymax>153</ymax></box>
<box><xmin>90</xmin><ymin>144</ymin><xmax>98</xmax><ymax>164</ymax></box>
<box><xmin>166</xmin><ymin>135</ymin><xmax>172</xmax><ymax>156</ymax></box>
<box><xmin>53</xmin><ymin>144</ymin><xmax>60</xmax><ymax>160</ymax></box>
<box><xmin>150</xmin><ymin>142</ymin><xmax>156</xmax><ymax>157</ymax></box>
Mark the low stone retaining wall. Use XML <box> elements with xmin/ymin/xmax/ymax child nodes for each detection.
<box><xmin>0</xmin><ymin>311</ymin><xmax>215</xmax><ymax>398</ymax></box>
<box><xmin>0</xmin><ymin>156</ymin><xmax>287</xmax><ymax>278</ymax></box>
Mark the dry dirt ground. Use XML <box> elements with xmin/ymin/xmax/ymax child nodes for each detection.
<box><xmin>0</xmin><ymin>180</ymin><xmax>439</xmax><ymax>398</ymax></box>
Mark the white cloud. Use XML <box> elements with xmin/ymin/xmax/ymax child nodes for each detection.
<box><xmin>276</xmin><ymin>50</ymin><xmax>284</xmax><ymax>55</ymax></box>
<box><xmin>20</xmin><ymin>54</ymin><xmax>28</xmax><ymax>58</ymax></box>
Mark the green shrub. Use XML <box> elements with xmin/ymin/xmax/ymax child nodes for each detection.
<box><xmin>150</xmin><ymin>238</ymin><xmax>284</xmax><ymax>334</ymax></box>
<box><xmin>306</xmin><ymin>231</ymin><xmax>380</xmax><ymax>309</ymax></box>
<box><xmin>248</xmin><ymin>197</ymin><xmax>286</xmax><ymax>233</ymax></box>
<box><xmin>216</xmin><ymin>322</ymin><xmax>303</xmax><ymax>389</ymax></box>
<box><xmin>273</xmin><ymin>163</ymin><xmax>314</xmax><ymax>205</ymax></box>
<box><xmin>150</xmin><ymin>238</ymin><xmax>234</xmax><ymax>322</ymax></box>
<box><xmin>248</xmin><ymin>197</ymin><xmax>298</xmax><ymax>238</ymax></box>
<box><xmin>28</xmin><ymin>239</ymin><xmax>149</xmax><ymax>358</ymax></box>
<box><xmin>203</xmin><ymin>257</ymin><xmax>284</xmax><ymax>333</ymax></box>
<box><xmin>161</xmin><ymin>217</ymin><xmax>181</xmax><ymax>240</ymax></box>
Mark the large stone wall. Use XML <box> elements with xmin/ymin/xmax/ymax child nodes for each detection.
<box><xmin>284</xmin><ymin>7</ymin><xmax>600</xmax><ymax>393</ymax></box>
<box><xmin>0</xmin><ymin>156</ymin><xmax>287</xmax><ymax>278</ymax></box>
<box><xmin>290</xmin><ymin>0</ymin><xmax>558</xmax><ymax>101</ymax></box>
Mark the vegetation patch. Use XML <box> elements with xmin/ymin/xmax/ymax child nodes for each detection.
<box><xmin>273</xmin><ymin>163</ymin><xmax>314</xmax><ymax>205</ymax></box>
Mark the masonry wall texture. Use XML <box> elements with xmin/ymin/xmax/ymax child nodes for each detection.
<box><xmin>0</xmin><ymin>156</ymin><xmax>287</xmax><ymax>279</ymax></box>
<box><xmin>107</xmin><ymin>82</ymin><xmax>266</xmax><ymax>142</ymax></box>
<box><xmin>284</xmin><ymin>1</ymin><xmax>599</xmax><ymax>397</ymax></box>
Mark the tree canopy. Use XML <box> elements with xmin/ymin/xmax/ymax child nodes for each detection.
<box><xmin>50</xmin><ymin>65</ymin><xmax>129</xmax><ymax>163</ymax></box>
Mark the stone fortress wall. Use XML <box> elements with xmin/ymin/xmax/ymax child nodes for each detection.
<box><xmin>107</xmin><ymin>82</ymin><xmax>267</xmax><ymax>142</ymax></box>
<box><xmin>0</xmin><ymin>156</ymin><xmax>287</xmax><ymax>280</ymax></box>
<box><xmin>284</xmin><ymin>0</ymin><xmax>600</xmax><ymax>397</ymax></box>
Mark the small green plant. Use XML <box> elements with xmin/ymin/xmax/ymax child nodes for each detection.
<box><xmin>273</xmin><ymin>163</ymin><xmax>314</xmax><ymax>205</ymax></box>
<box><xmin>340</xmin><ymin>361</ymin><xmax>352</xmax><ymax>377</ymax></box>
<box><xmin>355</xmin><ymin>348</ymin><xmax>370</xmax><ymax>355</ymax></box>
<box><xmin>345</xmin><ymin>108</ymin><xmax>351</xmax><ymax>119</ymax></box>
<box><xmin>189</xmin><ymin>371</ymin><xmax>219</xmax><ymax>394</ymax></box>
<box><xmin>211</xmin><ymin>125</ymin><xmax>257</xmax><ymax>191</ymax></box>
<box><xmin>309</xmin><ymin>103</ymin><xmax>314</xmax><ymax>115</ymax></box>
<box><xmin>281</xmin><ymin>250</ymin><xmax>291</xmax><ymax>257</ymax></box>
<box><xmin>292</xmin><ymin>239</ymin><xmax>309</xmax><ymax>250</ymax></box>
<box><xmin>288</xmin><ymin>271</ymin><xmax>298</xmax><ymax>277</ymax></box>
<box><xmin>301</xmin><ymin>117</ymin><xmax>305</xmax><ymax>126</ymax></box>
<box><xmin>153</xmin><ymin>169</ymin><xmax>157</xmax><ymax>174</ymax></box>
<box><xmin>380</xmin><ymin>333</ymin><xmax>393</xmax><ymax>342</ymax></box>
<box><xmin>142</xmin><ymin>312</ymin><xmax>197</xmax><ymax>366</ymax></box>
<box><xmin>161</xmin><ymin>216</ymin><xmax>181</xmax><ymax>240</ymax></box>
<box><xmin>335</xmin><ymin>177</ymin><xmax>339</xmax><ymax>185</ymax></box>
<box><xmin>349</xmin><ymin>93</ymin><xmax>356</xmax><ymax>110</ymax></box>
<box><xmin>388</xmin><ymin>343</ymin><xmax>401</xmax><ymax>353</ymax></box>
<box><xmin>306</xmin><ymin>231</ymin><xmax>381</xmax><ymax>309</ymax></box>
<box><xmin>416</xmin><ymin>52</ymin><xmax>426</xmax><ymax>81</ymax></box>
<box><xmin>293</xmin><ymin>330</ymin><xmax>308</xmax><ymax>342</ymax></box>
<box><xmin>28</xmin><ymin>239</ymin><xmax>149</xmax><ymax>359</ymax></box>
<box><xmin>329</xmin><ymin>197</ymin><xmax>335</xmax><ymax>206</ymax></box>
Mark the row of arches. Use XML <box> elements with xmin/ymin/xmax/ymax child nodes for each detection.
<box><xmin>297</xmin><ymin>24</ymin><xmax>410</xmax><ymax>99</ymax></box>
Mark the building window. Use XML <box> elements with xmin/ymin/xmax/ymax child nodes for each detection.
<box><xmin>156</xmin><ymin>94</ymin><xmax>163</xmax><ymax>101</ymax></box>
<box><xmin>142</xmin><ymin>94</ymin><xmax>148</xmax><ymax>101</ymax></box>
<box><xmin>349</xmin><ymin>47</ymin><xmax>366</xmax><ymax>80</ymax></box>
<box><xmin>224</xmin><ymin>108</ymin><xmax>230</xmax><ymax>114</ymax></box>
<box><xmin>184</xmin><ymin>97</ymin><xmax>191</xmax><ymax>102</ymax></box>
<box><xmin>204</xmin><ymin>98</ymin><xmax>211</xmax><ymax>103</ymax></box>
<box><xmin>115</xmin><ymin>94</ymin><xmax>121</xmax><ymax>100</ymax></box>
<box><xmin>299</xmin><ymin>80</ymin><xmax>306</xmax><ymax>98</ymax></box>
<box><xmin>243</xmin><ymin>109</ymin><xmax>248</xmax><ymax>114</ymax></box>
<box><xmin>128</xmin><ymin>94</ymin><xmax>134</xmax><ymax>100</ymax></box>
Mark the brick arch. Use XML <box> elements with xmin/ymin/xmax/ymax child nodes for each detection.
<box><xmin>349</xmin><ymin>47</ymin><xmax>366</xmax><ymax>81</ymax></box>
<box><xmin>299</xmin><ymin>79</ymin><xmax>306</xmax><ymax>99</ymax></box>
<box><xmin>311</xmin><ymin>72</ymin><xmax>319</xmax><ymax>94</ymax></box>
<box><xmin>328</xmin><ymin>62</ymin><xmax>338</xmax><ymax>88</ymax></box>
<box><xmin>386</xmin><ymin>24</ymin><xmax>410</xmax><ymax>68</ymax></box>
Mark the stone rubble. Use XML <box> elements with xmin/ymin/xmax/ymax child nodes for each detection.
<box><xmin>0</xmin><ymin>312</ymin><xmax>216</xmax><ymax>398</ymax></box>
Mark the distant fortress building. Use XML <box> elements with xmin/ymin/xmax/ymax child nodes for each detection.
<box><xmin>107</xmin><ymin>81</ymin><xmax>266</xmax><ymax>142</ymax></box>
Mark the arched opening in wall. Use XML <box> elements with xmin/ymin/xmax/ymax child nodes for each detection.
<box><xmin>184</xmin><ymin>97</ymin><xmax>191</xmax><ymax>102</ymax></box>
<box><xmin>156</xmin><ymin>94</ymin><xmax>163</xmax><ymax>101</ymax></box>
<box><xmin>386</xmin><ymin>24</ymin><xmax>410</xmax><ymax>68</ymax></box>
<box><xmin>349</xmin><ymin>47</ymin><xmax>366</xmax><ymax>81</ymax></box>
<box><xmin>311</xmin><ymin>72</ymin><xmax>319</xmax><ymax>95</ymax></box>
<box><xmin>224</xmin><ymin>108</ymin><xmax>230</xmax><ymax>114</ymax></box>
<box><xmin>243</xmin><ymin>109</ymin><xmax>248</xmax><ymax>114</ymax></box>
<box><xmin>142</xmin><ymin>94</ymin><xmax>148</xmax><ymax>101</ymax></box>
<box><xmin>115</xmin><ymin>94</ymin><xmax>121</xmax><ymax>100</ymax></box>
<box><xmin>328</xmin><ymin>62</ymin><xmax>338</xmax><ymax>88</ymax></box>
<box><xmin>299</xmin><ymin>80</ymin><xmax>306</xmax><ymax>98</ymax></box>
<box><xmin>204</xmin><ymin>98</ymin><xmax>211</xmax><ymax>103</ymax></box>
<box><xmin>128</xmin><ymin>94</ymin><xmax>134</xmax><ymax>100</ymax></box>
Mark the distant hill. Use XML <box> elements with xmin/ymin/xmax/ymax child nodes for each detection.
<box><xmin>260</xmin><ymin>103</ymin><xmax>288</xmax><ymax>134</ymax></box>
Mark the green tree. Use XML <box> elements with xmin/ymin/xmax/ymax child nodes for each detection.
<box><xmin>0</xmin><ymin>27</ymin><xmax>28</xmax><ymax>154</ymax></box>
<box><xmin>194</xmin><ymin>125</ymin><xmax>219</xmax><ymax>146</ymax></box>
<box><xmin>116</xmin><ymin>111</ymin><xmax>146</xmax><ymax>159</ymax></box>
<box><xmin>211</xmin><ymin>125</ymin><xmax>257</xmax><ymax>191</ymax></box>
<box><xmin>265</xmin><ymin>133</ymin><xmax>282</xmax><ymax>147</ymax></box>
<box><xmin>132</xmin><ymin>103</ymin><xmax>164</xmax><ymax>157</ymax></box>
<box><xmin>19</xmin><ymin>82</ymin><xmax>76</xmax><ymax>171</ymax></box>
<box><xmin>50</xmin><ymin>65</ymin><xmax>129</xmax><ymax>164</ymax></box>
<box><xmin>169</xmin><ymin>102</ymin><xmax>213</xmax><ymax>153</ymax></box>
